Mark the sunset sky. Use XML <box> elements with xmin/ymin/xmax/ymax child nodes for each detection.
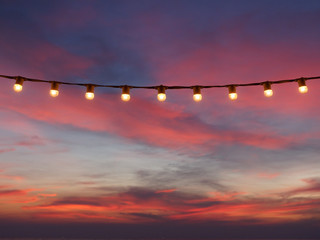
<box><xmin>0</xmin><ymin>0</ymin><xmax>320</xmax><ymax>238</ymax></box>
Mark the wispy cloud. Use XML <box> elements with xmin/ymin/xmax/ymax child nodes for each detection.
<box><xmin>19</xmin><ymin>186</ymin><xmax>320</xmax><ymax>223</ymax></box>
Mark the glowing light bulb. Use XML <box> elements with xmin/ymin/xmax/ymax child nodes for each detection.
<box><xmin>50</xmin><ymin>82</ymin><xmax>59</xmax><ymax>97</ymax></box>
<box><xmin>157</xmin><ymin>85</ymin><xmax>166</xmax><ymax>102</ymax></box>
<box><xmin>299</xmin><ymin>86</ymin><xmax>308</xmax><ymax>93</ymax></box>
<box><xmin>86</xmin><ymin>92</ymin><xmax>94</xmax><ymax>100</ymax></box>
<box><xmin>13</xmin><ymin>77</ymin><xmax>24</xmax><ymax>92</ymax></box>
<box><xmin>264</xmin><ymin>89</ymin><xmax>273</xmax><ymax>97</ymax></box>
<box><xmin>157</xmin><ymin>93</ymin><xmax>166</xmax><ymax>101</ymax></box>
<box><xmin>263</xmin><ymin>82</ymin><xmax>273</xmax><ymax>97</ymax></box>
<box><xmin>121</xmin><ymin>86</ymin><xmax>130</xmax><ymax>101</ymax></box>
<box><xmin>85</xmin><ymin>85</ymin><xmax>95</xmax><ymax>100</ymax></box>
<box><xmin>298</xmin><ymin>78</ymin><xmax>308</xmax><ymax>93</ymax></box>
<box><xmin>121</xmin><ymin>94</ymin><xmax>130</xmax><ymax>101</ymax></box>
<box><xmin>50</xmin><ymin>89</ymin><xmax>59</xmax><ymax>97</ymax></box>
<box><xmin>193</xmin><ymin>86</ymin><xmax>202</xmax><ymax>102</ymax></box>
<box><xmin>193</xmin><ymin>94</ymin><xmax>202</xmax><ymax>102</ymax></box>
<box><xmin>228</xmin><ymin>85</ymin><xmax>237</xmax><ymax>100</ymax></box>
<box><xmin>229</xmin><ymin>93</ymin><xmax>237</xmax><ymax>100</ymax></box>
<box><xmin>14</xmin><ymin>84</ymin><xmax>23</xmax><ymax>92</ymax></box>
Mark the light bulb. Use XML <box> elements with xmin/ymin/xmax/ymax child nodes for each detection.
<box><xmin>229</xmin><ymin>93</ymin><xmax>237</xmax><ymax>100</ymax></box>
<box><xmin>13</xmin><ymin>84</ymin><xmax>23</xmax><ymax>92</ymax></box>
<box><xmin>299</xmin><ymin>86</ymin><xmax>308</xmax><ymax>93</ymax></box>
<box><xmin>157</xmin><ymin>93</ymin><xmax>166</xmax><ymax>101</ymax></box>
<box><xmin>50</xmin><ymin>89</ymin><xmax>59</xmax><ymax>97</ymax></box>
<box><xmin>50</xmin><ymin>82</ymin><xmax>59</xmax><ymax>97</ymax></box>
<box><xmin>228</xmin><ymin>85</ymin><xmax>237</xmax><ymax>100</ymax></box>
<box><xmin>298</xmin><ymin>78</ymin><xmax>308</xmax><ymax>93</ymax></box>
<box><xmin>13</xmin><ymin>77</ymin><xmax>24</xmax><ymax>92</ymax></box>
<box><xmin>193</xmin><ymin>94</ymin><xmax>202</xmax><ymax>102</ymax></box>
<box><xmin>193</xmin><ymin>86</ymin><xmax>202</xmax><ymax>102</ymax></box>
<box><xmin>264</xmin><ymin>89</ymin><xmax>273</xmax><ymax>97</ymax></box>
<box><xmin>121</xmin><ymin>94</ymin><xmax>130</xmax><ymax>101</ymax></box>
<box><xmin>157</xmin><ymin>85</ymin><xmax>166</xmax><ymax>102</ymax></box>
<box><xmin>263</xmin><ymin>82</ymin><xmax>273</xmax><ymax>97</ymax></box>
<box><xmin>85</xmin><ymin>92</ymin><xmax>94</xmax><ymax>100</ymax></box>
<box><xmin>85</xmin><ymin>85</ymin><xmax>95</xmax><ymax>100</ymax></box>
<box><xmin>121</xmin><ymin>86</ymin><xmax>130</xmax><ymax>101</ymax></box>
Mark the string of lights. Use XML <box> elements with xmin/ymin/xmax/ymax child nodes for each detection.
<box><xmin>1</xmin><ymin>74</ymin><xmax>319</xmax><ymax>102</ymax></box>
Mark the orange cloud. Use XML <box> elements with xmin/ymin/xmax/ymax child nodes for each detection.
<box><xmin>38</xmin><ymin>193</ymin><xmax>57</xmax><ymax>197</ymax></box>
<box><xmin>0</xmin><ymin>174</ymin><xmax>24</xmax><ymax>181</ymax></box>
<box><xmin>208</xmin><ymin>191</ymin><xmax>246</xmax><ymax>201</ymax></box>
<box><xmin>11</xmin><ymin>187</ymin><xmax>319</xmax><ymax>224</ymax></box>
<box><xmin>0</xmin><ymin>185</ymin><xmax>43</xmax><ymax>205</ymax></box>
<box><xmin>155</xmin><ymin>189</ymin><xmax>177</xmax><ymax>194</ymax></box>
<box><xmin>0</xmin><ymin>189</ymin><xmax>28</xmax><ymax>197</ymax></box>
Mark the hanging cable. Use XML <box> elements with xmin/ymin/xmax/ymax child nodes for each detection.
<box><xmin>0</xmin><ymin>74</ymin><xmax>319</xmax><ymax>101</ymax></box>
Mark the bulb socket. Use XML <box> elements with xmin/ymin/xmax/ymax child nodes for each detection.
<box><xmin>86</xmin><ymin>84</ymin><xmax>95</xmax><ymax>93</ymax></box>
<box><xmin>228</xmin><ymin>85</ymin><xmax>236</xmax><ymax>94</ymax></box>
<box><xmin>122</xmin><ymin>85</ymin><xmax>130</xmax><ymax>95</ymax></box>
<box><xmin>298</xmin><ymin>78</ymin><xmax>306</xmax><ymax>87</ymax></box>
<box><xmin>158</xmin><ymin>85</ymin><xmax>166</xmax><ymax>94</ymax></box>
<box><xmin>263</xmin><ymin>82</ymin><xmax>272</xmax><ymax>91</ymax></box>
<box><xmin>15</xmin><ymin>77</ymin><xmax>24</xmax><ymax>86</ymax></box>
<box><xmin>51</xmin><ymin>82</ymin><xmax>59</xmax><ymax>91</ymax></box>
<box><xmin>193</xmin><ymin>86</ymin><xmax>201</xmax><ymax>95</ymax></box>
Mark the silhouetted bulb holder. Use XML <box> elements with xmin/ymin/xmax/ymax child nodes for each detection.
<box><xmin>85</xmin><ymin>85</ymin><xmax>95</xmax><ymax>100</ymax></box>
<box><xmin>50</xmin><ymin>82</ymin><xmax>59</xmax><ymax>97</ymax></box>
<box><xmin>193</xmin><ymin>86</ymin><xmax>202</xmax><ymax>102</ymax></box>
<box><xmin>121</xmin><ymin>85</ymin><xmax>130</xmax><ymax>101</ymax></box>
<box><xmin>157</xmin><ymin>85</ymin><xmax>166</xmax><ymax>102</ymax></box>
<box><xmin>228</xmin><ymin>85</ymin><xmax>237</xmax><ymax>100</ymax></box>
<box><xmin>263</xmin><ymin>82</ymin><xmax>273</xmax><ymax>97</ymax></box>
<box><xmin>298</xmin><ymin>78</ymin><xmax>308</xmax><ymax>93</ymax></box>
<box><xmin>13</xmin><ymin>77</ymin><xmax>24</xmax><ymax>92</ymax></box>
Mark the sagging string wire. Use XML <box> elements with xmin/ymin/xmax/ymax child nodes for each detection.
<box><xmin>1</xmin><ymin>74</ymin><xmax>319</xmax><ymax>101</ymax></box>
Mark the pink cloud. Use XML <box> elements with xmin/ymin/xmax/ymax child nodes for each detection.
<box><xmin>0</xmin><ymin>169</ymin><xmax>24</xmax><ymax>181</ymax></box>
<box><xmin>0</xmin><ymin>148</ymin><xmax>15</xmax><ymax>154</ymax></box>
<box><xmin>15</xmin><ymin>135</ymin><xmax>47</xmax><ymax>148</ymax></box>
<box><xmin>287</xmin><ymin>178</ymin><xmax>320</xmax><ymax>195</ymax></box>
<box><xmin>0</xmin><ymin>89</ymin><xmax>303</xmax><ymax>152</ymax></box>
<box><xmin>0</xmin><ymin>135</ymin><xmax>52</xmax><ymax>153</ymax></box>
<box><xmin>0</xmin><ymin>175</ymin><xmax>24</xmax><ymax>181</ymax></box>
<box><xmin>257</xmin><ymin>172</ymin><xmax>279</xmax><ymax>179</ymax></box>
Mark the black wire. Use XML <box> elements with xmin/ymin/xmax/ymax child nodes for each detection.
<box><xmin>1</xmin><ymin>74</ymin><xmax>320</xmax><ymax>90</ymax></box>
